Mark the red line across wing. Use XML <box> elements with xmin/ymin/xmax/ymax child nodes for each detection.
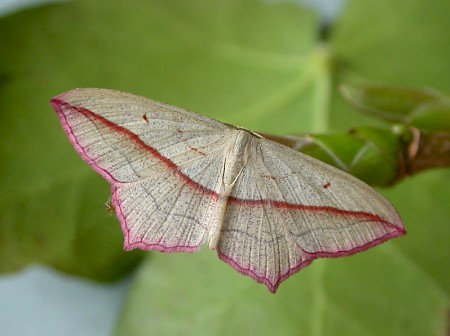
<box><xmin>52</xmin><ymin>99</ymin><xmax>403</xmax><ymax>232</ymax></box>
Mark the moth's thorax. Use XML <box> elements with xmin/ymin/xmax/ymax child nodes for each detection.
<box><xmin>221</xmin><ymin>129</ymin><xmax>254</xmax><ymax>186</ymax></box>
<box><xmin>230</xmin><ymin>129</ymin><xmax>254</xmax><ymax>163</ymax></box>
<box><xmin>208</xmin><ymin>129</ymin><xmax>256</xmax><ymax>249</ymax></box>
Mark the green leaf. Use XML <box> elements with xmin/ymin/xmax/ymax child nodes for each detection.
<box><xmin>332</xmin><ymin>0</ymin><xmax>450</xmax><ymax>90</ymax></box>
<box><xmin>117</xmin><ymin>235</ymin><xmax>447</xmax><ymax>336</ymax></box>
<box><xmin>330</xmin><ymin>0</ymin><xmax>450</xmax><ymax>130</ymax></box>
<box><xmin>0</xmin><ymin>0</ymin><xmax>448</xmax><ymax>335</ymax></box>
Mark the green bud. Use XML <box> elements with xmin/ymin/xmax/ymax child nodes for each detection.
<box><xmin>340</xmin><ymin>83</ymin><xmax>442</xmax><ymax>122</ymax></box>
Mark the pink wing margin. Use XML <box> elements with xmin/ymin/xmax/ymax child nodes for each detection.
<box><xmin>217</xmin><ymin>200</ymin><xmax>405</xmax><ymax>293</ymax></box>
<box><xmin>219</xmin><ymin>229</ymin><xmax>405</xmax><ymax>293</ymax></box>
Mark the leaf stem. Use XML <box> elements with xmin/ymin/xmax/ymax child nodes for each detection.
<box><xmin>311</xmin><ymin>44</ymin><xmax>333</xmax><ymax>133</ymax></box>
<box><xmin>310</xmin><ymin>261</ymin><xmax>326</xmax><ymax>336</ymax></box>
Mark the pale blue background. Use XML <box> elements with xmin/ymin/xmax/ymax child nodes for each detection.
<box><xmin>0</xmin><ymin>1</ymin><xmax>344</xmax><ymax>335</ymax></box>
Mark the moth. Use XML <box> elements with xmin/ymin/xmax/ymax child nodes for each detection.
<box><xmin>51</xmin><ymin>88</ymin><xmax>405</xmax><ymax>292</ymax></box>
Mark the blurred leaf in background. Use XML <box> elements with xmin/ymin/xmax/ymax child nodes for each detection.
<box><xmin>0</xmin><ymin>0</ymin><xmax>448</xmax><ymax>335</ymax></box>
